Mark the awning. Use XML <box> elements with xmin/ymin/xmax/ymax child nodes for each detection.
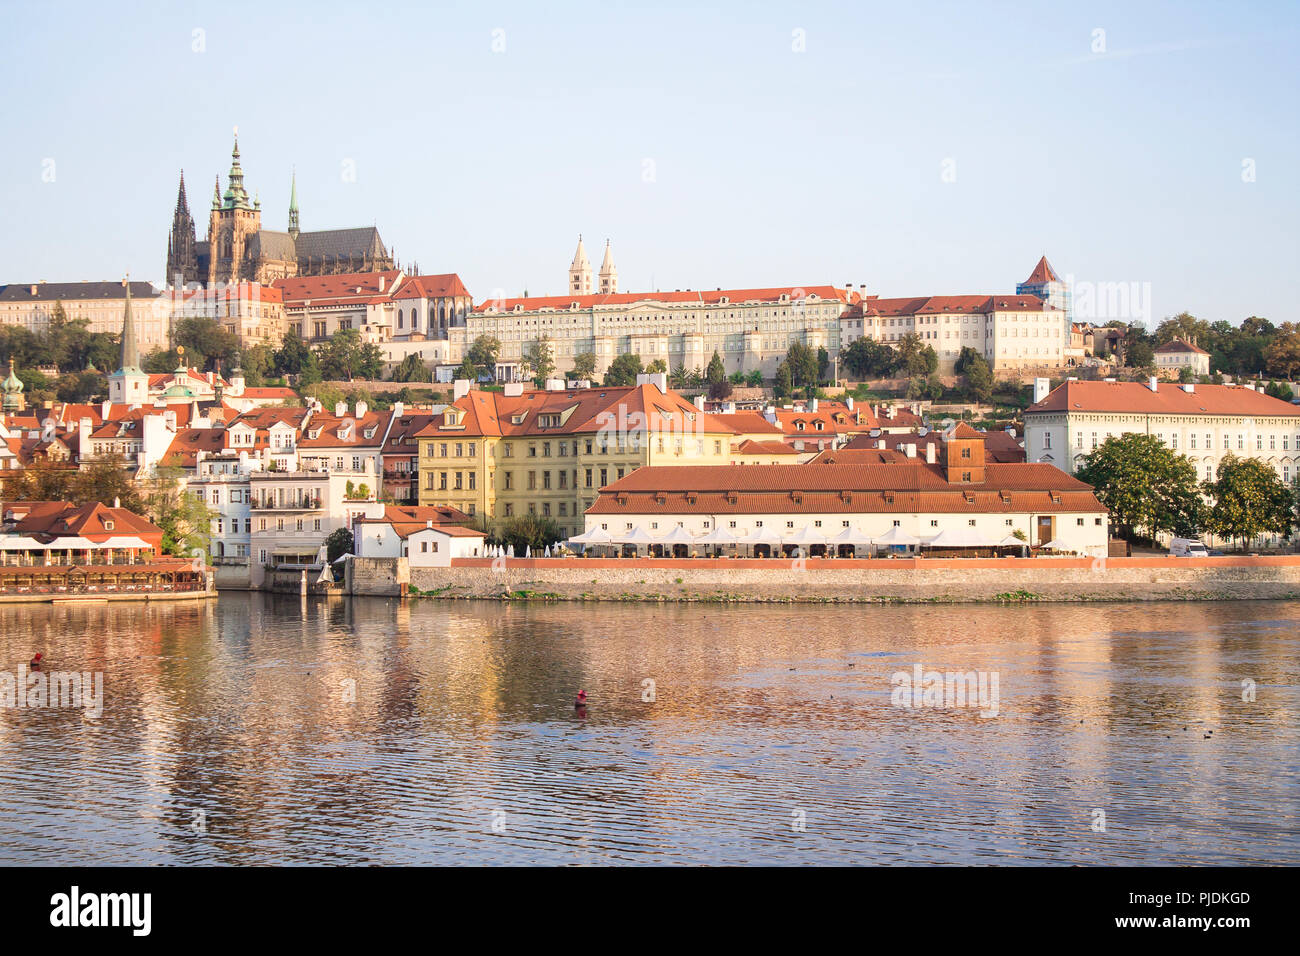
<box><xmin>874</xmin><ymin>526</ymin><xmax>920</xmax><ymax>546</ymax></box>
<box><xmin>740</xmin><ymin>527</ymin><xmax>783</xmax><ymax>547</ymax></box>
<box><xmin>923</xmin><ymin>528</ymin><xmax>998</xmax><ymax>548</ymax></box>
<box><xmin>613</xmin><ymin>527</ymin><xmax>657</xmax><ymax>546</ymax></box>
<box><xmin>657</xmin><ymin>526</ymin><xmax>698</xmax><ymax>546</ymax></box>
<box><xmin>827</xmin><ymin>527</ymin><xmax>874</xmax><ymax>547</ymax></box>
<box><xmin>0</xmin><ymin>536</ymin><xmax>51</xmax><ymax>550</ymax></box>
<box><xmin>272</xmin><ymin>547</ymin><xmax>319</xmax><ymax>557</ymax></box>
<box><xmin>696</xmin><ymin>526</ymin><xmax>738</xmax><ymax>546</ymax></box>
<box><xmin>782</xmin><ymin>525</ymin><xmax>828</xmax><ymax>546</ymax></box>
<box><xmin>568</xmin><ymin>527</ymin><xmax>613</xmax><ymax>546</ymax></box>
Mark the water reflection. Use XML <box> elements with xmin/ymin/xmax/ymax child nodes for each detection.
<box><xmin>0</xmin><ymin>597</ymin><xmax>1296</xmax><ymax>864</ymax></box>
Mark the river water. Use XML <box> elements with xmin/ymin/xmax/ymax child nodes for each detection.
<box><xmin>0</xmin><ymin>595</ymin><xmax>1296</xmax><ymax>865</ymax></box>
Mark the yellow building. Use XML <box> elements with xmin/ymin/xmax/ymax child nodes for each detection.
<box><xmin>415</xmin><ymin>380</ymin><xmax>740</xmax><ymax>538</ymax></box>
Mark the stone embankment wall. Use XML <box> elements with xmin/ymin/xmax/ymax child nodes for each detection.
<box><xmin>346</xmin><ymin>555</ymin><xmax>1300</xmax><ymax>604</ymax></box>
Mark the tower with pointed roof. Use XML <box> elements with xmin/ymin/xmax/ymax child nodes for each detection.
<box><xmin>165</xmin><ymin>172</ymin><xmax>200</xmax><ymax>287</ymax></box>
<box><xmin>1</xmin><ymin>357</ymin><xmax>25</xmax><ymax>412</ymax></box>
<box><xmin>598</xmin><ymin>240</ymin><xmax>618</xmax><ymax>294</ymax></box>
<box><xmin>177</xmin><ymin>132</ymin><xmax>394</xmax><ymax>289</ymax></box>
<box><xmin>1017</xmin><ymin>255</ymin><xmax>1071</xmax><ymax>349</ymax></box>
<box><xmin>288</xmin><ymin>168</ymin><xmax>300</xmax><ymax>240</ymax></box>
<box><xmin>108</xmin><ymin>276</ymin><xmax>149</xmax><ymax>405</ymax></box>
<box><xmin>569</xmin><ymin>236</ymin><xmax>593</xmax><ymax>296</ymax></box>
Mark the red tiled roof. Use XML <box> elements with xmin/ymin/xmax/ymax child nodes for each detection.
<box><xmin>1154</xmin><ymin>338</ymin><xmax>1210</xmax><ymax>355</ymax></box>
<box><xmin>474</xmin><ymin>285</ymin><xmax>856</xmax><ymax>313</ymax></box>
<box><xmin>1027</xmin><ymin>381</ymin><xmax>1300</xmax><ymax>417</ymax></box>
<box><xmin>162</xmin><ymin>428</ymin><xmax>226</xmax><ymax>468</ymax></box>
<box><xmin>1023</xmin><ymin>256</ymin><xmax>1061</xmax><ymax>285</ymax></box>
<box><xmin>733</xmin><ymin>439</ymin><xmax>800</xmax><ymax>456</ymax></box>
<box><xmin>588</xmin><ymin>462</ymin><xmax>1100</xmax><ymax>516</ymax></box>
<box><xmin>390</xmin><ymin>273</ymin><xmax>472</xmax><ymax>300</ymax></box>
<box><xmin>862</xmin><ymin>294</ymin><xmax>1050</xmax><ymax>317</ymax></box>
<box><xmin>272</xmin><ymin>270</ymin><xmax>403</xmax><ymax>307</ymax></box>
<box><xmin>299</xmin><ymin>409</ymin><xmax>393</xmax><ymax>448</ymax></box>
<box><xmin>2</xmin><ymin>500</ymin><xmax>163</xmax><ymax>541</ymax></box>
<box><xmin>705</xmin><ymin>411</ymin><xmax>783</xmax><ymax>436</ymax></box>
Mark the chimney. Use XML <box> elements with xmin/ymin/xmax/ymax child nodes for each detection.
<box><xmin>693</xmin><ymin>395</ymin><xmax>706</xmax><ymax>411</ymax></box>
<box><xmin>544</xmin><ymin>378</ymin><xmax>566</xmax><ymax>392</ymax></box>
<box><xmin>378</xmin><ymin>276</ymin><xmax>386</xmax><ymax>293</ymax></box>
<box><xmin>1181</xmin><ymin>383</ymin><xmax>1195</xmax><ymax>393</ymax></box>
<box><xmin>503</xmin><ymin>382</ymin><xmax>524</xmax><ymax>397</ymax></box>
<box><xmin>810</xmin><ymin>397</ymin><xmax>818</xmax><ymax>412</ymax></box>
<box><xmin>355</xmin><ymin>401</ymin><xmax>368</xmax><ymax>419</ymax></box>
<box><xmin>334</xmin><ymin>400</ymin><xmax>347</xmax><ymax>416</ymax></box>
<box><xmin>905</xmin><ymin>443</ymin><xmax>917</xmax><ymax>458</ymax></box>
<box><xmin>926</xmin><ymin>443</ymin><xmax>936</xmax><ymax>464</ymax></box>
<box><xmin>1148</xmin><ymin>375</ymin><xmax>1159</xmax><ymax>393</ymax></box>
<box><xmin>393</xmin><ymin>401</ymin><xmax>404</xmax><ymax>418</ymax></box>
<box><xmin>845</xmin><ymin>397</ymin><xmax>854</xmax><ymax>411</ymax></box>
<box><xmin>1033</xmin><ymin>377</ymin><xmax>1050</xmax><ymax>404</ymax></box>
<box><xmin>453</xmin><ymin>379</ymin><xmax>471</xmax><ymax>401</ymax></box>
<box><xmin>876</xmin><ymin>439</ymin><xmax>885</xmax><ymax>449</ymax></box>
<box><xmin>101</xmin><ymin>400</ymin><xmax>110</xmax><ymax>419</ymax></box>
<box><xmin>113</xmin><ymin>497</ymin><xmax>120</xmax><ymax>508</ymax></box>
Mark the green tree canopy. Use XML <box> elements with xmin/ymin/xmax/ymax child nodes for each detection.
<box><xmin>571</xmin><ymin>351</ymin><xmax>597</xmax><ymax>381</ymax></box>
<box><xmin>1204</xmin><ymin>454</ymin><xmax>1292</xmax><ymax>549</ymax></box>
<box><xmin>604</xmin><ymin>352</ymin><xmax>644</xmax><ymax>386</ymax></box>
<box><xmin>1076</xmin><ymin>433</ymin><xmax>1205</xmax><ymax>541</ymax></box>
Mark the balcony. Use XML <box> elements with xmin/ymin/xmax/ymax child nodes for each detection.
<box><xmin>249</xmin><ymin>497</ymin><xmax>322</xmax><ymax>511</ymax></box>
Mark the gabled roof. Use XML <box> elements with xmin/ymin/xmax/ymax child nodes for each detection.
<box><xmin>299</xmin><ymin>409</ymin><xmax>393</xmax><ymax>448</ymax></box>
<box><xmin>2</xmin><ymin>500</ymin><xmax>162</xmax><ymax>539</ymax></box>
<box><xmin>1154</xmin><ymin>338</ymin><xmax>1210</xmax><ymax>355</ymax></box>
<box><xmin>0</xmin><ymin>281</ymin><xmax>158</xmax><ymax>302</ymax></box>
<box><xmin>390</xmin><ymin>273</ymin><xmax>472</xmax><ymax>300</ymax></box>
<box><xmin>162</xmin><ymin>428</ymin><xmax>227</xmax><ymax>468</ymax></box>
<box><xmin>272</xmin><ymin>270</ymin><xmax>403</xmax><ymax>307</ymax></box>
<box><xmin>1027</xmin><ymin>380</ymin><xmax>1300</xmax><ymax>417</ymax></box>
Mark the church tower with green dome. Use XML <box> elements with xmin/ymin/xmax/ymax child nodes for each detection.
<box><xmin>1</xmin><ymin>357</ymin><xmax>24</xmax><ymax>412</ymax></box>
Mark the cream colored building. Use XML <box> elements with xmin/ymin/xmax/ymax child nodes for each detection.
<box><xmin>1024</xmin><ymin>377</ymin><xmax>1300</xmax><ymax>482</ymax></box>
<box><xmin>0</xmin><ymin>280</ymin><xmax>171</xmax><ymax>351</ymax></box>
<box><xmin>1153</xmin><ymin>339</ymin><xmax>1211</xmax><ymax>377</ymax></box>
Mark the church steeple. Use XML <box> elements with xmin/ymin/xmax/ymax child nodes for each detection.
<box><xmin>288</xmin><ymin>167</ymin><xmax>300</xmax><ymax>239</ymax></box>
<box><xmin>166</xmin><ymin>170</ymin><xmax>199</xmax><ymax>286</ymax></box>
<box><xmin>222</xmin><ymin>133</ymin><xmax>252</xmax><ymax>210</ymax></box>
<box><xmin>598</xmin><ymin>239</ymin><xmax>618</xmax><ymax>294</ymax></box>
<box><xmin>119</xmin><ymin>275</ymin><xmax>139</xmax><ymax>372</ymax></box>
<box><xmin>212</xmin><ymin>175</ymin><xmax>221</xmax><ymax>210</ymax></box>
<box><xmin>1</xmin><ymin>357</ymin><xmax>25</xmax><ymax>413</ymax></box>
<box><xmin>569</xmin><ymin>235</ymin><xmax>593</xmax><ymax>296</ymax></box>
<box><xmin>108</xmin><ymin>275</ymin><xmax>148</xmax><ymax>405</ymax></box>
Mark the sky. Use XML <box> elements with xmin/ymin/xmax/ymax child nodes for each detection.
<box><xmin>1</xmin><ymin>0</ymin><xmax>1297</xmax><ymax>327</ymax></box>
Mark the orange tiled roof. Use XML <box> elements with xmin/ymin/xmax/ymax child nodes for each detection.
<box><xmin>1154</xmin><ymin>338</ymin><xmax>1210</xmax><ymax>355</ymax></box>
<box><xmin>1028</xmin><ymin>381</ymin><xmax>1300</xmax><ymax>416</ymax></box>
<box><xmin>474</xmin><ymin>285</ymin><xmax>857</xmax><ymax>314</ymax></box>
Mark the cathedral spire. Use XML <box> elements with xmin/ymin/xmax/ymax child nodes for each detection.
<box><xmin>167</xmin><ymin>170</ymin><xmax>198</xmax><ymax>286</ymax></box>
<box><xmin>222</xmin><ymin>131</ymin><xmax>252</xmax><ymax>209</ymax></box>
<box><xmin>288</xmin><ymin>167</ymin><xmax>300</xmax><ymax>239</ymax></box>
<box><xmin>212</xmin><ymin>175</ymin><xmax>221</xmax><ymax>210</ymax></box>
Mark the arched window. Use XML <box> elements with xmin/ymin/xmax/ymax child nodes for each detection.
<box><xmin>397</xmin><ymin>309</ymin><xmax>404</xmax><ymax>329</ymax></box>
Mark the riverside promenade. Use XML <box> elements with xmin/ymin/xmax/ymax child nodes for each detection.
<box><xmin>347</xmin><ymin>554</ymin><xmax>1300</xmax><ymax>604</ymax></box>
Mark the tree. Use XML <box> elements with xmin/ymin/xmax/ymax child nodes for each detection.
<box><xmin>143</xmin><ymin>464</ymin><xmax>213</xmax><ymax>557</ymax></box>
<box><xmin>521</xmin><ymin>335</ymin><xmax>556</xmax><ymax>383</ymax></box>
<box><xmin>784</xmin><ymin>342</ymin><xmax>819</xmax><ymax>391</ymax></box>
<box><xmin>325</xmin><ymin>527</ymin><xmax>354</xmax><ymax>564</ymax></box>
<box><xmin>905</xmin><ymin>374</ymin><xmax>943</xmax><ymax>401</ymax></box>
<box><xmin>604</xmin><ymin>352</ymin><xmax>644</xmax><ymax>386</ymax></box>
<box><xmin>646</xmin><ymin>358</ymin><xmax>668</xmax><ymax>374</ymax></box>
<box><xmin>172</xmin><ymin>317</ymin><xmax>241</xmax><ymax>370</ymax></box>
<box><xmin>1204</xmin><ymin>454</ymin><xmax>1293</xmax><ymax>549</ymax></box>
<box><xmin>705</xmin><ymin>350</ymin><xmax>731</xmax><ymax>398</ymax></box>
<box><xmin>1076</xmin><ymin>433</ymin><xmax>1205</xmax><ymax>542</ymax></box>
<box><xmin>571</xmin><ymin>351</ymin><xmax>597</xmax><ymax>381</ymax></box>
<box><xmin>317</xmin><ymin>329</ymin><xmax>383</xmax><ymax>381</ymax></box>
<box><xmin>141</xmin><ymin>348</ymin><xmax>177</xmax><ymax>373</ymax></box>
<box><xmin>817</xmin><ymin>346</ymin><xmax>831</xmax><ymax>383</ymax></box>
<box><xmin>842</xmin><ymin>337</ymin><xmax>897</xmax><ymax>378</ymax></box>
<box><xmin>493</xmin><ymin>513</ymin><xmax>563</xmax><ymax>552</ymax></box>
<box><xmin>274</xmin><ymin>330</ymin><xmax>312</xmax><ymax>376</ymax></box>
<box><xmin>466</xmin><ymin>335</ymin><xmax>501</xmax><ymax>381</ymax></box>
<box><xmin>1125</xmin><ymin>341</ymin><xmax>1155</xmax><ymax>369</ymax></box>
<box><xmin>1265</xmin><ymin>380</ymin><xmax>1294</xmax><ymax>401</ymax></box>
<box><xmin>963</xmin><ymin>353</ymin><xmax>994</xmax><ymax>403</ymax></box>
<box><xmin>390</xmin><ymin>352</ymin><xmax>432</xmax><ymax>383</ymax></box>
<box><xmin>896</xmin><ymin>332</ymin><xmax>937</xmax><ymax>376</ymax></box>
<box><xmin>1264</xmin><ymin>322</ymin><xmax>1300</xmax><ymax>379</ymax></box>
<box><xmin>1154</xmin><ymin>311</ymin><xmax>1211</xmax><ymax>346</ymax></box>
<box><xmin>240</xmin><ymin>343</ymin><xmax>274</xmax><ymax>388</ymax></box>
<box><xmin>744</xmin><ymin>369</ymin><xmax>763</xmax><ymax>387</ymax></box>
<box><xmin>773</xmin><ymin>361</ymin><xmax>794</xmax><ymax>401</ymax></box>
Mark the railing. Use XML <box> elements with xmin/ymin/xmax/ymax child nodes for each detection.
<box><xmin>249</xmin><ymin>498</ymin><xmax>322</xmax><ymax>511</ymax></box>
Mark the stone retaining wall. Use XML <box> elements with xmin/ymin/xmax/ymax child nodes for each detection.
<box><xmin>343</xmin><ymin>555</ymin><xmax>1300</xmax><ymax>604</ymax></box>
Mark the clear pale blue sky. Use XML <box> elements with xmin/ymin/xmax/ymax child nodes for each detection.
<box><xmin>1</xmin><ymin>0</ymin><xmax>1296</xmax><ymax>326</ymax></box>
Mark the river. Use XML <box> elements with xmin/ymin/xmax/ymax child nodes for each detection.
<box><xmin>1</xmin><ymin>596</ymin><xmax>1296</xmax><ymax>864</ymax></box>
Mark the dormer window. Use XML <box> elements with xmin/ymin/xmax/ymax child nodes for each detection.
<box><xmin>104</xmin><ymin>520</ymin><xmax>114</xmax><ymax>531</ymax></box>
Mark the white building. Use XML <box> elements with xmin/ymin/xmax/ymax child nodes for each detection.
<box><xmin>1153</xmin><ymin>339</ymin><xmax>1211</xmax><ymax>377</ymax></box>
<box><xmin>584</xmin><ymin>424</ymin><xmax>1109</xmax><ymax>557</ymax></box>
<box><xmin>352</xmin><ymin>504</ymin><xmax>484</xmax><ymax>567</ymax></box>
<box><xmin>1023</xmin><ymin>377</ymin><xmax>1300</xmax><ymax>481</ymax></box>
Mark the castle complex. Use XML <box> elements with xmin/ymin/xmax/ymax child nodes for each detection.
<box><xmin>165</xmin><ymin>137</ymin><xmax>394</xmax><ymax>288</ymax></box>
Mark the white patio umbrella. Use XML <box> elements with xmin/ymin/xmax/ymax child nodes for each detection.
<box><xmin>658</xmin><ymin>525</ymin><xmax>698</xmax><ymax>548</ymax></box>
<box><xmin>874</xmin><ymin>526</ymin><xmax>921</xmax><ymax>546</ymax></box>
<box><xmin>696</xmin><ymin>526</ymin><xmax>738</xmax><ymax>546</ymax></box>
<box><xmin>923</xmin><ymin>527</ymin><xmax>997</xmax><ymax>549</ymax></box>
<box><xmin>568</xmin><ymin>527</ymin><xmax>612</xmax><ymax>546</ymax></box>
<box><xmin>740</xmin><ymin>526</ymin><xmax>783</xmax><ymax>555</ymax></box>
<box><xmin>524</xmin><ymin>545</ymin><xmax>531</xmax><ymax>558</ymax></box>
<box><xmin>331</xmin><ymin>552</ymin><xmax>355</xmax><ymax>563</ymax></box>
<box><xmin>1039</xmin><ymin>539</ymin><xmax>1072</xmax><ymax>552</ymax></box>
<box><xmin>996</xmin><ymin>534</ymin><xmax>1025</xmax><ymax>547</ymax></box>
<box><xmin>614</xmin><ymin>527</ymin><xmax>657</xmax><ymax>548</ymax></box>
<box><xmin>0</xmin><ymin>536</ymin><xmax>51</xmax><ymax>550</ymax></box>
<box><xmin>828</xmin><ymin>526</ymin><xmax>874</xmax><ymax>547</ymax></box>
<box><xmin>783</xmin><ymin>525</ymin><xmax>828</xmax><ymax>547</ymax></box>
